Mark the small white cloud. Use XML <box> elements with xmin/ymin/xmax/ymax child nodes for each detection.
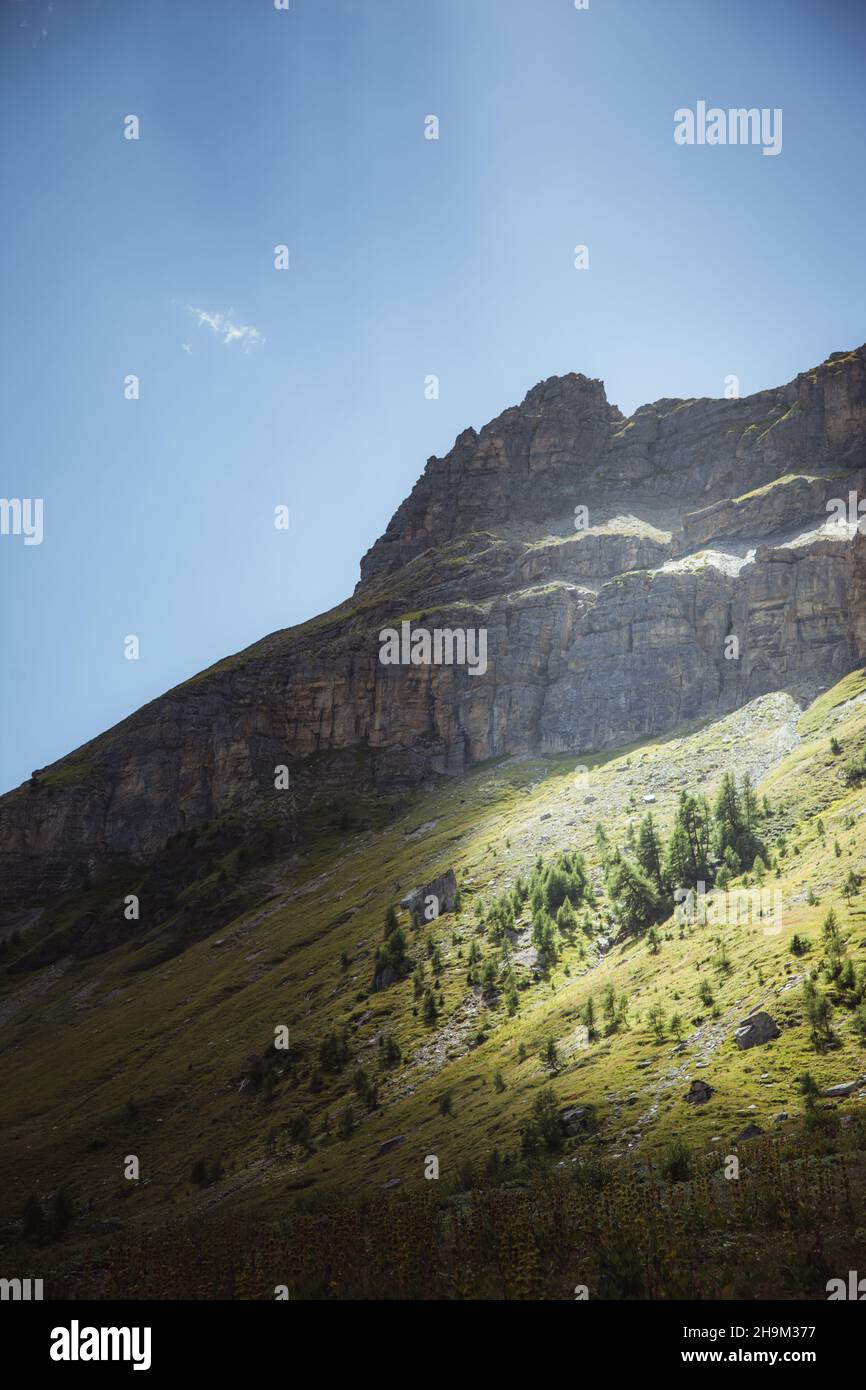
<box><xmin>188</xmin><ymin>305</ymin><xmax>264</xmax><ymax>353</ymax></box>
<box><xmin>181</xmin><ymin>342</ymin><xmax>192</xmax><ymax>354</ymax></box>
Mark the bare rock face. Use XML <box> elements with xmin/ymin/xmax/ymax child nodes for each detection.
<box><xmin>358</xmin><ymin>373</ymin><xmax>623</xmax><ymax>583</ymax></box>
<box><xmin>359</xmin><ymin>346</ymin><xmax>866</xmax><ymax>583</ymax></box>
<box><xmin>680</xmin><ymin>473</ymin><xmax>847</xmax><ymax>551</ymax></box>
<box><xmin>2</xmin><ymin>345</ymin><xmax>865</xmax><ymax>911</ymax></box>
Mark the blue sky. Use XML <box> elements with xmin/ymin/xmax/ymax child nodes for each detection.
<box><xmin>1</xmin><ymin>0</ymin><xmax>865</xmax><ymax>794</ymax></box>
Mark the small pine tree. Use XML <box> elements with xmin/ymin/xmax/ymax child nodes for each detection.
<box><xmin>636</xmin><ymin>812</ymin><xmax>664</xmax><ymax>889</ymax></box>
<box><xmin>822</xmin><ymin>907</ymin><xmax>841</xmax><ymax>943</ymax></box>
<box><xmin>520</xmin><ymin>1088</ymin><xmax>562</xmax><ymax>1157</ymax></box>
<box><xmin>648</xmin><ymin>1002</ymin><xmax>666</xmax><ymax>1042</ymax></box>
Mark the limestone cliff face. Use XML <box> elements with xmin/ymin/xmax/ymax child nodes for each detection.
<box><xmin>2</xmin><ymin>345</ymin><xmax>865</xmax><ymax>908</ymax></box>
<box><xmin>359</xmin><ymin>346</ymin><xmax>866</xmax><ymax>583</ymax></box>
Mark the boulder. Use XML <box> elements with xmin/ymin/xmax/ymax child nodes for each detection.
<box><xmin>735</xmin><ymin>1124</ymin><xmax>765</xmax><ymax>1141</ymax></box>
<box><xmin>377</xmin><ymin>1135</ymin><xmax>406</xmax><ymax>1156</ymax></box>
<box><xmin>684</xmin><ymin>1079</ymin><xmax>714</xmax><ymax>1105</ymax></box>
<box><xmin>559</xmin><ymin>1105</ymin><xmax>593</xmax><ymax>1136</ymax></box>
<box><xmin>825</xmin><ymin>1080</ymin><xmax>860</xmax><ymax>1098</ymax></box>
<box><xmin>734</xmin><ymin>1010</ymin><xmax>779</xmax><ymax>1049</ymax></box>
<box><xmin>400</xmin><ymin>869</ymin><xmax>458</xmax><ymax>922</ymax></box>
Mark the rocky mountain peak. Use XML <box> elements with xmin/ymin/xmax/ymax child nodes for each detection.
<box><xmin>360</xmin><ymin>344</ymin><xmax>866</xmax><ymax>586</ymax></box>
<box><xmin>1</xmin><ymin>343</ymin><xmax>864</xmax><ymax>912</ymax></box>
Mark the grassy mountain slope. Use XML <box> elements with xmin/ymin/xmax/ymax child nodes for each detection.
<box><xmin>2</xmin><ymin>671</ymin><xmax>866</xmax><ymax>1297</ymax></box>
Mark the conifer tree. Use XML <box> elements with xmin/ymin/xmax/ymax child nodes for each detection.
<box><xmin>636</xmin><ymin>812</ymin><xmax>664</xmax><ymax>889</ymax></box>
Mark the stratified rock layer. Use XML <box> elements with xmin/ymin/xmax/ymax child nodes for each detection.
<box><xmin>2</xmin><ymin>345</ymin><xmax>865</xmax><ymax>907</ymax></box>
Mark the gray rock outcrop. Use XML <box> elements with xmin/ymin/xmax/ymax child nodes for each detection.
<box><xmin>559</xmin><ymin>1105</ymin><xmax>594</xmax><ymax>1135</ymax></box>
<box><xmin>735</xmin><ymin>1011</ymin><xmax>780</xmax><ymax>1049</ymax></box>
<box><xmin>685</xmin><ymin>1079</ymin><xmax>714</xmax><ymax>1105</ymax></box>
<box><xmin>400</xmin><ymin>870</ymin><xmax>458</xmax><ymax>922</ymax></box>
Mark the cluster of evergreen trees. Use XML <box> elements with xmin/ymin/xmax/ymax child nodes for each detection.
<box><xmin>481</xmin><ymin>850</ymin><xmax>592</xmax><ymax>972</ymax></box>
<box><xmin>803</xmin><ymin>907</ymin><xmax>866</xmax><ymax>1050</ymax></box>
<box><xmin>600</xmin><ymin>773</ymin><xmax>769</xmax><ymax>935</ymax></box>
<box><xmin>843</xmin><ymin>743</ymin><xmax>866</xmax><ymax>786</ymax></box>
<box><xmin>371</xmin><ymin>903</ymin><xmax>409</xmax><ymax>987</ymax></box>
